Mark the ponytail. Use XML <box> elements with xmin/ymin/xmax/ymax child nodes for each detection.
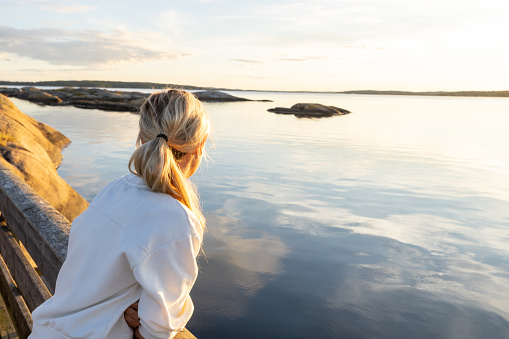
<box><xmin>128</xmin><ymin>89</ymin><xmax>208</xmax><ymax>233</ymax></box>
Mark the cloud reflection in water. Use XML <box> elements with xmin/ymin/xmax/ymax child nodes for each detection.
<box><xmin>191</xmin><ymin>178</ymin><xmax>509</xmax><ymax>338</ymax></box>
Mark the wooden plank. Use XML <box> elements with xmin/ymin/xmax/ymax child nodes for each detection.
<box><xmin>0</xmin><ymin>222</ymin><xmax>51</xmax><ymax>312</ymax></box>
<box><xmin>0</xmin><ymin>288</ymin><xmax>17</xmax><ymax>339</ymax></box>
<box><xmin>0</xmin><ymin>193</ymin><xmax>63</xmax><ymax>291</ymax></box>
<box><xmin>0</xmin><ymin>167</ymin><xmax>69</xmax><ymax>290</ymax></box>
<box><xmin>0</xmin><ymin>254</ymin><xmax>32</xmax><ymax>339</ymax></box>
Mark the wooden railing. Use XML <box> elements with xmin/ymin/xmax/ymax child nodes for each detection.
<box><xmin>0</xmin><ymin>165</ymin><xmax>196</xmax><ymax>339</ymax></box>
<box><xmin>0</xmin><ymin>165</ymin><xmax>68</xmax><ymax>338</ymax></box>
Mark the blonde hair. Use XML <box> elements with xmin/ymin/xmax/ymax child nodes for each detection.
<box><xmin>129</xmin><ymin>89</ymin><xmax>209</xmax><ymax>232</ymax></box>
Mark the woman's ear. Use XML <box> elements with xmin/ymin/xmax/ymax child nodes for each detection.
<box><xmin>193</xmin><ymin>140</ymin><xmax>206</xmax><ymax>155</ymax></box>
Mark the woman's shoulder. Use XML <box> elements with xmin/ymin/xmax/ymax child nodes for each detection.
<box><xmin>90</xmin><ymin>173</ymin><xmax>202</xmax><ymax>250</ymax></box>
<box><xmin>129</xmin><ymin>198</ymin><xmax>202</xmax><ymax>254</ymax></box>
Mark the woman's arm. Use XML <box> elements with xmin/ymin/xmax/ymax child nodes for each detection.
<box><xmin>132</xmin><ymin>234</ymin><xmax>201</xmax><ymax>339</ymax></box>
<box><xmin>134</xmin><ymin>327</ymin><xmax>145</xmax><ymax>339</ymax></box>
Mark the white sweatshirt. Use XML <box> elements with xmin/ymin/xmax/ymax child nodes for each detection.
<box><xmin>29</xmin><ymin>173</ymin><xmax>203</xmax><ymax>339</ymax></box>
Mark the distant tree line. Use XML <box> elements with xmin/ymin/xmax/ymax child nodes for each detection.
<box><xmin>435</xmin><ymin>91</ymin><xmax>509</xmax><ymax>97</ymax></box>
<box><xmin>0</xmin><ymin>80</ymin><xmax>216</xmax><ymax>90</ymax></box>
<box><xmin>343</xmin><ymin>90</ymin><xmax>509</xmax><ymax>98</ymax></box>
<box><xmin>1</xmin><ymin>80</ymin><xmax>508</xmax><ymax>97</ymax></box>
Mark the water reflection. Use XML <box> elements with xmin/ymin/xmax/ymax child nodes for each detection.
<box><xmin>14</xmin><ymin>93</ymin><xmax>509</xmax><ymax>338</ymax></box>
<box><xmin>193</xmin><ymin>211</ymin><xmax>289</xmax><ymax>321</ymax></box>
<box><xmin>206</xmin><ymin>210</ymin><xmax>289</xmax><ymax>274</ymax></box>
<box><xmin>191</xmin><ymin>194</ymin><xmax>509</xmax><ymax>338</ymax></box>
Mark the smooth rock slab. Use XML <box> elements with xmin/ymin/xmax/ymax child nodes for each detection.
<box><xmin>193</xmin><ymin>90</ymin><xmax>272</xmax><ymax>102</ymax></box>
<box><xmin>0</xmin><ymin>87</ymin><xmax>273</xmax><ymax>112</ymax></box>
<box><xmin>0</xmin><ymin>94</ymin><xmax>89</xmax><ymax>222</ymax></box>
<box><xmin>268</xmin><ymin>103</ymin><xmax>351</xmax><ymax>118</ymax></box>
<box><xmin>17</xmin><ymin>89</ymin><xmax>62</xmax><ymax>104</ymax></box>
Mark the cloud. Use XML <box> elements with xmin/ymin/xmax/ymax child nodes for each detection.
<box><xmin>0</xmin><ymin>26</ymin><xmax>190</xmax><ymax>66</ymax></box>
<box><xmin>278</xmin><ymin>56</ymin><xmax>340</xmax><ymax>62</ymax></box>
<box><xmin>231</xmin><ymin>58</ymin><xmax>264</xmax><ymax>64</ymax></box>
<box><xmin>278</xmin><ymin>57</ymin><xmax>308</xmax><ymax>62</ymax></box>
<box><xmin>3</xmin><ymin>0</ymin><xmax>95</xmax><ymax>13</ymax></box>
<box><xmin>224</xmin><ymin>0</ymin><xmax>502</xmax><ymax>50</ymax></box>
<box><xmin>232</xmin><ymin>55</ymin><xmax>346</xmax><ymax>67</ymax></box>
<box><xmin>37</xmin><ymin>2</ymin><xmax>96</xmax><ymax>13</ymax></box>
<box><xmin>344</xmin><ymin>45</ymin><xmax>386</xmax><ymax>50</ymax></box>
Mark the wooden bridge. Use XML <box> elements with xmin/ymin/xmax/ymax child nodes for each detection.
<box><xmin>0</xmin><ymin>165</ymin><xmax>196</xmax><ymax>339</ymax></box>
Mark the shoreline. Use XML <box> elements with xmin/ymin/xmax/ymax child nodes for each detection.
<box><xmin>0</xmin><ymin>87</ymin><xmax>271</xmax><ymax>113</ymax></box>
<box><xmin>1</xmin><ymin>80</ymin><xmax>509</xmax><ymax>98</ymax></box>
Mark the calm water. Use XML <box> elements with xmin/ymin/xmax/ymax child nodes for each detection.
<box><xmin>11</xmin><ymin>91</ymin><xmax>509</xmax><ymax>339</ymax></box>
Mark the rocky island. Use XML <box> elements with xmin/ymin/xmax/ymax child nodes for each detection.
<box><xmin>0</xmin><ymin>87</ymin><xmax>271</xmax><ymax>112</ymax></box>
<box><xmin>268</xmin><ymin>103</ymin><xmax>351</xmax><ymax>118</ymax></box>
<box><xmin>194</xmin><ymin>90</ymin><xmax>272</xmax><ymax>102</ymax></box>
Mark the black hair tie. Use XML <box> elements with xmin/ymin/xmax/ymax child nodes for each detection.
<box><xmin>156</xmin><ymin>134</ymin><xmax>168</xmax><ymax>142</ymax></box>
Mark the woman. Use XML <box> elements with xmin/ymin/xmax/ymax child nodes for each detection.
<box><xmin>29</xmin><ymin>89</ymin><xmax>209</xmax><ymax>339</ymax></box>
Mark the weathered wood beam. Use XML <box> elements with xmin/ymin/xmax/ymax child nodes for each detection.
<box><xmin>0</xmin><ymin>254</ymin><xmax>32</xmax><ymax>339</ymax></box>
<box><xmin>0</xmin><ymin>221</ymin><xmax>52</xmax><ymax>312</ymax></box>
<box><xmin>0</xmin><ymin>166</ymin><xmax>69</xmax><ymax>290</ymax></box>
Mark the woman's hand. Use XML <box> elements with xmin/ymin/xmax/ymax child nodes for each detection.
<box><xmin>124</xmin><ymin>301</ymin><xmax>140</xmax><ymax>328</ymax></box>
<box><xmin>134</xmin><ymin>327</ymin><xmax>145</xmax><ymax>339</ymax></box>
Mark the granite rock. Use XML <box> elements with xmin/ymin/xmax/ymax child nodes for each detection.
<box><xmin>0</xmin><ymin>87</ymin><xmax>272</xmax><ymax>113</ymax></box>
<box><xmin>194</xmin><ymin>90</ymin><xmax>251</xmax><ymax>102</ymax></box>
<box><xmin>0</xmin><ymin>94</ymin><xmax>88</xmax><ymax>221</ymax></box>
<box><xmin>268</xmin><ymin>103</ymin><xmax>351</xmax><ymax>118</ymax></box>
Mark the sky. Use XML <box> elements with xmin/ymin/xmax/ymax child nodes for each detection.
<box><xmin>0</xmin><ymin>0</ymin><xmax>508</xmax><ymax>92</ymax></box>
